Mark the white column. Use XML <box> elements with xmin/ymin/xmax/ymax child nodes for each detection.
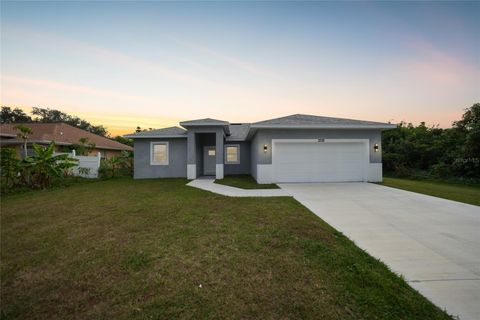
<box><xmin>187</xmin><ymin>164</ymin><xmax>197</xmax><ymax>180</ymax></box>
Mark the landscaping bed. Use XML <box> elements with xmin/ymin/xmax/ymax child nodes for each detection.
<box><xmin>215</xmin><ymin>175</ymin><xmax>279</xmax><ymax>189</ymax></box>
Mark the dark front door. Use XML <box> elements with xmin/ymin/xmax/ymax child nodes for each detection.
<box><xmin>203</xmin><ymin>146</ymin><xmax>216</xmax><ymax>176</ymax></box>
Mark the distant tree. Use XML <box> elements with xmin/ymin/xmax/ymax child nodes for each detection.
<box><xmin>383</xmin><ymin>102</ymin><xmax>480</xmax><ymax>180</ymax></box>
<box><xmin>134</xmin><ymin>126</ymin><xmax>156</xmax><ymax>133</ymax></box>
<box><xmin>14</xmin><ymin>124</ymin><xmax>33</xmax><ymax>158</ymax></box>
<box><xmin>453</xmin><ymin>103</ymin><xmax>480</xmax><ymax>157</ymax></box>
<box><xmin>31</xmin><ymin>107</ymin><xmax>109</xmax><ymax>137</ymax></box>
<box><xmin>0</xmin><ymin>107</ymin><xmax>32</xmax><ymax>123</ymax></box>
<box><xmin>114</xmin><ymin>136</ymin><xmax>133</xmax><ymax>147</ymax></box>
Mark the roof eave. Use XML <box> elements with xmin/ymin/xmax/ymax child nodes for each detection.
<box><xmin>0</xmin><ymin>133</ymin><xmax>16</xmax><ymax>138</ymax></box>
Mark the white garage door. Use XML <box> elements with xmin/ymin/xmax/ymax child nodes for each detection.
<box><xmin>273</xmin><ymin>141</ymin><xmax>367</xmax><ymax>183</ymax></box>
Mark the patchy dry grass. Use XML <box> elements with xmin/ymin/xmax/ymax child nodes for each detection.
<box><xmin>1</xmin><ymin>178</ymin><xmax>451</xmax><ymax>319</ymax></box>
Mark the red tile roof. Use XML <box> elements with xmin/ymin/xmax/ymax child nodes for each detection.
<box><xmin>0</xmin><ymin>122</ymin><xmax>133</xmax><ymax>151</ymax></box>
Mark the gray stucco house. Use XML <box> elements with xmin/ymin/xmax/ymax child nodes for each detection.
<box><xmin>124</xmin><ymin>114</ymin><xmax>395</xmax><ymax>183</ymax></box>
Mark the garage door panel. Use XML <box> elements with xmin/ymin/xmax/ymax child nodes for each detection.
<box><xmin>273</xmin><ymin>141</ymin><xmax>366</xmax><ymax>183</ymax></box>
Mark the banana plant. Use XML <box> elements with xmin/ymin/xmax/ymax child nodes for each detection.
<box><xmin>22</xmin><ymin>142</ymin><xmax>78</xmax><ymax>188</ymax></box>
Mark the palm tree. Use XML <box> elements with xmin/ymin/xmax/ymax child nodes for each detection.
<box><xmin>14</xmin><ymin>125</ymin><xmax>33</xmax><ymax>158</ymax></box>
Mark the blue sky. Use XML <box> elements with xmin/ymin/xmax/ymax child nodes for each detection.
<box><xmin>1</xmin><ymin>1</ymin><xmax>479</xmax><ymax>134</ymax></box>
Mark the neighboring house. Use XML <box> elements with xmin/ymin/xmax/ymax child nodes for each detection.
<box><xmin>124</xmin><ymin>114</ymin><xmax>395</xmax><ymax>183</ymax></box>
<box><xmin>0</xmin><ymin>122</ymin><xmax>133</xmax><ymax>158</ymax></box>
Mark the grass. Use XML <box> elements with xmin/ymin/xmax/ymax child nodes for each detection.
<box><xmin>0</xmin><ymin>176</ymin><xmax>97</xmax><ymax>196</ymax></box>
<box><xmin>1</xmin><ymin>178</ymin><xmax>451</xmax><ymax>319</ymax></box>
<box><xmin>380</xmin><ymin>177</ymin><xmax>480</xmax><ymax>206</ymax></box>
<box><xmin>215</xmin><ymin>174</ymin><xmax>279</xmax><ymax>189</ymax></box>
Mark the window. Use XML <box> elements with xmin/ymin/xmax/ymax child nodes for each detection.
<box><xmin>208</xmin><ymin>149</ymin><xmax>216</xmax><ymax>156</ymax></box>
<box><xmin>225</xmin><ymin>145</ymin><xmax>240</xmax><ymax>164</ymax></box>
<box><xmin>151</xmin><ymin>142</ymin><xmax>169</xmax><ymax>165</ymax></box>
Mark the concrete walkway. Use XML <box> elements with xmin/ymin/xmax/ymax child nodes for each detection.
<box><xmin>187</xmin><ymin>178</ymin><xmax>290</xmax><ymax>197</ymax></box>
<box><xmin>279</xmin><ymin>182</ymin><xmax>480</xmax><ymax>320</ymax></box>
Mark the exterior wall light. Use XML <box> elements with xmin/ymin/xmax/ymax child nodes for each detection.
<box><xmin>374</xmin><ymin>143</ymin><xmax>379</xmax><ymax>152</ymax></box>
<box><xmin>263</xmin><ymin>144</ymin><xmax>268</xmax><ymax>153</ymax></box>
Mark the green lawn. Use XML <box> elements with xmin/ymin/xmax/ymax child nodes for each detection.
<box><xmin>380</xmin><ymin>177</ymin><xmax>480</xmax><ymax>206</ymax></box>
<box><xmin>215</xmin><ymin>174</ymin><xmax>279</xmax><ymax>189</ymax></box>
<box><xmin>1</xmin><ymin>179</ymin><xmax>451</xmax><ymax>319</ymax></box>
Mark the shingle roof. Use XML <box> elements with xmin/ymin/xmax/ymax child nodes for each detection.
<box><xmin>252</xmin><ymin>114</ymin><xmax>395</xmax><ymax>128</ymax></box>
<box><xmin>123</xmin><ymin>126</ymin><xmax>187</xmax><ymax>138</ymax></box>
<box><xmin>227</xmin><ymin>124</ymin><xmax>250</xmax><ymax>141</ymax></box>
<box><xmin>179</xmin><ymin>118</ymin><xmax>229</xmax><ymax>126</ymax></box>
<box><xmin>0</xmin><ymin>123</ymin><xmax>133</xmax><ymax>151</ymax></box>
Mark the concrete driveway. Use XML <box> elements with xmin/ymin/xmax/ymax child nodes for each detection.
<box><xmin>279</xmin><ymin>182</ymin><xmax>480</xmax><ymax>320</ymax></box>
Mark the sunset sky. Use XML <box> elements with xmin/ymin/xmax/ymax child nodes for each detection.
<box><xmin>1</xmin><ymin>1</ymin><xmax>479</xmax><ymax>136</ymax></box>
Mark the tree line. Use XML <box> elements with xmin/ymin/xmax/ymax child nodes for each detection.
<box><xmin>1</xmin><ymin>107</ymin><xmax>108</xmax><ymax>136</ymax></box>
<box><xmin>0</xmin><ymin>107</ymin><xmax>133</xmax><ymax>146</ymax></box>
<box><xmin>383</xmin><ymin>103</ymin><xmax>479</xmax><ymax>181</ymax></box>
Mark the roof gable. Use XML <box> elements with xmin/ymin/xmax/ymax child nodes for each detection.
<box><xmin>179</xmin><ymin>117</ymin><xmax>230</xmax><ymax>135</ymax></box>
<box><xmin>179</xmin><ymin>118</ymin><xmax>229</xmax><ymax>126</ymax></box>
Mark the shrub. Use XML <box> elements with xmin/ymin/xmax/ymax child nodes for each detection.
<box><xmin>98</xmin><ymin>160</ymin><xmax>113</xmax><ymax>178</ymax></box>
<box><xmin>1</xmin><ymin>148</ymin><xmax>21</xmax><ymax>188</ymax></box>
<box><xmin>98</xmin><ymin>152</ymin><xmax>133</xmax><ymax>179</ymax></box>
<box><xmin>429</xmin><ymin>163</ymin><xmax>452</xmax><ymax>178</ymax></box>
<box><xmin>391</xmin><ymin>164</ymin><xmax>413</xmax><ymax>178</ymax></box>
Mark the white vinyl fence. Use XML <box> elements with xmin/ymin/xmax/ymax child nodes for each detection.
<box><xmin>55</xmin><ymin>150</ymin><xmax>101</xmax><ymax>178</ymax></box>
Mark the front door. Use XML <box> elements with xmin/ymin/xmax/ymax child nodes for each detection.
<box><xmin>203</xmin><ymin>146</ymin><xmax>216</xmax><ymax>176</ymax></box>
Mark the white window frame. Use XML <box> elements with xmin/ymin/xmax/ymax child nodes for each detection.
<box><xmin>150</xmin><ymin>141</ymin><xmax>169</xmax><ymax>165</ymax></box>
<box><xmin>225</xmin><ymin>144</ymin><xmax>240</xmax><ymax>164</ymax></box>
